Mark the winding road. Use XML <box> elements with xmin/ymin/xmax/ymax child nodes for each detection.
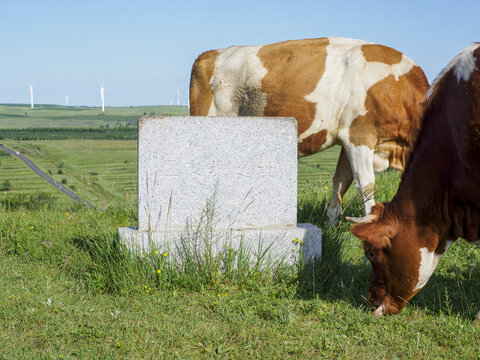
<box><xmin>0</xmin><ymin>144</ymin><xmax>94</xmax><ymax>208</ymax></box>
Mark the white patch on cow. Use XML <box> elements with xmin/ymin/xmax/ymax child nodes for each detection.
<box><xmin>344</xmin><ymin>144</ymin><xmax>375</xmax><ymax>214</ymax></box>
<box><xmin>413</xmin><ymin>241</ymin><xmax>453</xmax><ymax>291</ymax></box>
<box><xmin>454</xmin><ymin>47</ymin><xmax>477</xmax><ymax>82</ymax></box>
<box><xmin>300</xmin><ymin>37</ymin><xmax>371</xmax><ymax>145</ymax></box>
<box><xmin>207</xmin><ymin>45</ymin><xmax>267</xmax><ymax>116</ymax></box>
<box><xmin>300</xmin><ymin>37</ymin><xmax>415</xmax><ymax>148</ymax></box>
<box><xmin>426</xmin><ymin>43</ymin><xmax>480</xmax><ymax>100</ymax></box>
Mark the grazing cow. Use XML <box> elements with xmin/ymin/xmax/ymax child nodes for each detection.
<box><xmin>190</xmin><ymin>37</ymin><xmax>429</xmax><ymax>224</ymax></box>
<box><xmin>349</xmin><ymin>43</ymin><xmax>480</xmax><ymax>324</ymax></box>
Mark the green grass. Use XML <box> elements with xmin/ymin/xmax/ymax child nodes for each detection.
<box><xmin>0</xmin><ymin>171</ymin><xmax>479</xmax><ymax>358</ymax></box>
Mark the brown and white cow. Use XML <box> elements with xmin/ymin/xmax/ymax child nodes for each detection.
<box><xmin>190</xmin><ymin>37</ymin><xmax>429</xmax><ymax>224</ymax></box>
<box><xmin>349</xmin><ymin>43</ymin><xmax>480</xmax><ymax>325</ymax></box>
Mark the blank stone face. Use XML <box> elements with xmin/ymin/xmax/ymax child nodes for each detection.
<box><xmin>138</xmin><ymin>116</ymin><xmax>298</xmax><ymax>231</ymax></box>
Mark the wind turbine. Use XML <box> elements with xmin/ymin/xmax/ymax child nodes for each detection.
<box><xmin>29</xmin><ymin>84</ymin><xmax>34</xmax><ymax>108</ymax></box>
<box><xmin>176</xmin><ymin>87</ymin><xmax>180</xmax><ymax>105</ymax></box>
<box><xmin>65</xmin><ymin>96</ymin><xmax>69</xmax><ymax>106</ymax></box>
<box><xmin>100</xmin><ymin>83</ymin><xmax>105</xmax><ymax>112</ymax></box>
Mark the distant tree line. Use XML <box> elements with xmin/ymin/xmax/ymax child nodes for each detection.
<box><xmin>0</xmin><ymin>127</ymin><xmax>137</xmax><ymax>140</ymax></box>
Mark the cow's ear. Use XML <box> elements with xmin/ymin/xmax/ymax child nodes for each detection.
<box><xmin>351</xmin><ymin>219</ymin><xmax>391</xmax><ymax>249</ymax></box>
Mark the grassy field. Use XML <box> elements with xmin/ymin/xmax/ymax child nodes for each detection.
<box><xmin>0</xmin><ymin>104</ymin><xmax>479</xmax><ymax>358</ymax></box>
<box><xmin>0</xmin><ymin>104</ymin><xmax>188</xmax><ymax>129</ymax></box>
<box><xmin>0</xmin><ymin>170</ymin><xmax>479</xmax><ymax>358</ymax></box>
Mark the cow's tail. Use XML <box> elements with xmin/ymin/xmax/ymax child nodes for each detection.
<box><xmin>189</xmin><ymin>50</ymin><xmax>219</xmax><ymax>116</ymax></box>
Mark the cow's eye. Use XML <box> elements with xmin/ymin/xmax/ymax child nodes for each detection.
<box><xmin>366</xmin><ymin>250</ymin><xmax>375</xmax><ymax>261</ymax></box>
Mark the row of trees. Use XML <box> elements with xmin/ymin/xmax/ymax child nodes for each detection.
<box><xmin>0</xmin><ymin>127</ymin><xmax>137</xmax><ymax>140</ymax></box>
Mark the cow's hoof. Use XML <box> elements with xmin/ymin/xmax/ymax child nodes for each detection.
<box><xmin>326</xmin><ymin>205</ymin><xmax>341</xmax><ymax>225</ymax></box>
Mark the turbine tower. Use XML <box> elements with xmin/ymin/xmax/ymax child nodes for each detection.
<box><xmin>176</xmin><ymin>87</ymin><xmax>180</xmax><ymax>106</ymax></box>
<box><xmin>100</xmin><ymin>83</ymin><xmax>105</xmax><ymax>112</ymax></box>
<box><xmin>65</xmin><ymin>96</ymin><xmax>69</xmax><ymax>106</ymax></box>
<box><xmin>29</xmin><ymin>84</ymin><xmax>34</xmax><ymax>109</ymax></box>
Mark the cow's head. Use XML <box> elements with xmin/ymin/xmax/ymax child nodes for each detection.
<box><xmin>348</xmin><ymin>202</ymin><xmax>437</xmax><ymax>315</ymax></box>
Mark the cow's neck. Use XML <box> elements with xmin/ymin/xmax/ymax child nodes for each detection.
<box><xmin>391</xmin><ymin>106</ymin><xmax>480</xmax><ymax>246</ymax></box>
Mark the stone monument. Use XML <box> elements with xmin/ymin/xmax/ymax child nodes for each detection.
<box><xmin>118</xmin><ymin>116</ymin><xmax>322</xmax><ymax>264</ymax></box>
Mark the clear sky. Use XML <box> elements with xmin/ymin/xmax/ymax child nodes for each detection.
<box><xmin>1</xmin><ymin>0</ymin><xmax>478</xmax><ymax>107</ymax></box>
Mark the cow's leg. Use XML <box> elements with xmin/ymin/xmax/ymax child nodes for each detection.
<box><xmin>344</xmin><ymin>144</ymin><xmax>376</xmax><ymax>216</ymax></box>
<box><xmin>326</xmin><ymin>147</ymin><xmax>353</xmax><ymax>225</ymax></box>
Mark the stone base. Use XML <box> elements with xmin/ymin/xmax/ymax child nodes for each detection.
<box><xmin>118</xmin><ymin>223</ymin><xmax>322</xmax><ymax>265</ymax></box>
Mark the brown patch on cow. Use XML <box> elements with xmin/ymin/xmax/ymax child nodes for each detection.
<box><xmin>361</xmin><ymin>44</ymin><xmax>403</xmax><ymax>65</ymax></box>
<box><xmin>189</xmin><ymin>50</ymin><xmax>219</xmax><ymax>115</ymax></box>
<box><xmin>349</xmin><ymin>65</ymin><xmax>429</xmax><ymax>168</ymax></box>
<box><xmin>298</xmin><ymin>129</ymin><xmax>328</xmax><ymax>155</ymax></box>
<box><xmin>257</xmin><ymin>38</ymin><xmax>329</xmax><ymax>135</ymax></box>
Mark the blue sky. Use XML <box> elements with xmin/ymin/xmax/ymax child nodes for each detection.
<box><xmin>1</xmin><ymin>0</ymin><xmax>478</xmax><ymax>106</ymax></box>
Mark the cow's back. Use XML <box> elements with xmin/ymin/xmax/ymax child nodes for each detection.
<box><xmin>190</xmin><ymin>37</ymin><xmax>428</xmax><ymax>165</ymax></box>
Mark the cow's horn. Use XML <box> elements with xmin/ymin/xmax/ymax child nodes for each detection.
<box><xmin>345</xmin><ymin>214</ymin><xmax>377</xmax><ymax>224</ymax></box>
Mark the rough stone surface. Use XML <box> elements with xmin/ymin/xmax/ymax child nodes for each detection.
<box><xmin>137</xmin><ymin>116</ymin><xmax>297</xmax><ymax>231</ymax></box>
<box><xmin>119</xmin><ymin>116</ymin><xmax>322</xmax><ymax>264</ymax></box>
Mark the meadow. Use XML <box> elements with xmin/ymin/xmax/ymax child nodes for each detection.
<box><xmin>0</xmin><ymin>105</ymin><xmax>479</xmax><ymax>358</ymax></box>
<box><xmin>0</xmin><ymin>104</ymin><xmax>187</xmax><ymax>129</ymax></box>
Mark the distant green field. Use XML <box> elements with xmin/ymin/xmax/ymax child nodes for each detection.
<box><xmin>0</xmin><ymin>139</ymin><xmax>341</xmax><ymax>206</ymax></box>
<box><xmin>0</xmin><ymin>104</ymin><xmax>189</xmax><ymax>129</ymax></box>
<box><xmin>298</xmin><ymin>147</ymin><xmax>340</xmax><ymax>191</ymax></box>
<box><xmin>0</xmin><ymin>139</ymin><xmax>137</xmax><ymax>207</ymax></box>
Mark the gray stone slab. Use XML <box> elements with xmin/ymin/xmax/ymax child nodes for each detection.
<box><xmin>137</xmin><ymin>116</ymin><xmax>297</xmax><ymax>231</ymax></box>
<box><xmin>119</xmin><ymin>116</ymin><xmax>322</xmax><ymax>265</ymax></box>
